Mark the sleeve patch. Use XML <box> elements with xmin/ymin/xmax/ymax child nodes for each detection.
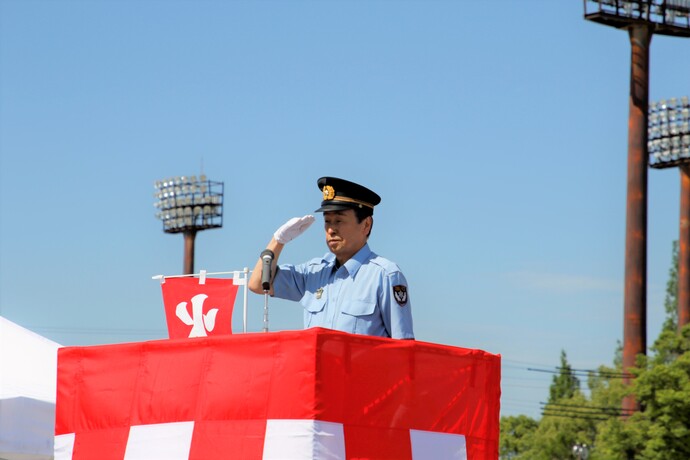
<box><xmin>393</xmin><ymin>285</ymin><xmax>408</xmax><ymax>306</ymax></box>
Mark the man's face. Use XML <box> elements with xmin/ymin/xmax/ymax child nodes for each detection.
<box><xmin>323</xmin><ymin>209</ymin><xmax>371</xmax><ymax>263</ymax></box>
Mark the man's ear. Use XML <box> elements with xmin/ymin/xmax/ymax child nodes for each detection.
<box><xmin>364</xmin><ymin>215</ymin><xmax>373</xmax><ymax>234</ymax></box>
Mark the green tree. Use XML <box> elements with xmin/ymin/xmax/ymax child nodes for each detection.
<box><xmin>549</xmin><ymin>349</ymin><xmax>580</xmax><ymax>403</ymax></box>
<box><xmin>515</xmin><ymin>351</ymin><xmax>594</xmax><ymax>459</ymax></box>
<box><xmin>586</xmin><ymin>362</ymin><xmax>628</xmax><ymax>460</ymax></box>
<box><xmin>595</xmin><ymin>325</ymin><xmax>690</xmax><ymax>459</ymax></box>
<box><xmin>499</xmin><ymin>242</ymin><xmax>684</xmax><ymax>459</ymax></box>
<box><xmin>499</xmin><ymin>415</ymin><xmax>538</xmax><ymax>459</ymax></box>
<box><xmin>661</xmin><ymin>240</ymin><xmax>679</xmax><ymax>334</ymax></box>
<box><xmin>525</xmin><ymin>391</ymin><xmax>596</xmax><ymax>460</ymax></box>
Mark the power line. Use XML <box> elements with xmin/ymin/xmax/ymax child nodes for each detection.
<box><xmin>543</xmin><ymin>401</ymin><xmax>633</xmax><ymax>414</ymax></box>
<box><xmin>503</xmin><ymin>358</ymin><xmax>629</xmax><ymax>379</ymax></box>
<box><xmin>559</xmin><ymin>366</ymin><xmax>630</xmax><ymax>378</ymax></box>
<box><xmin>527</xmin><ymin>367</ymin><xmax>631</xmax><ymax>379</ymax></box>
<box><xmin>540</xmin><ymin>402</ymin><xmax>633</xmax><ymax>418</ymax></box>
<box><xmin>541</xmin><ymin>411</ymin><xmax>609</xmax><ymax>422</ymax></box>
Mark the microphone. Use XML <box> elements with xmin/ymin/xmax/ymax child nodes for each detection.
<box><xmin>260</xmin><ymin>249</ymin><xmax>275</xmax><ymax>291</ymax></box>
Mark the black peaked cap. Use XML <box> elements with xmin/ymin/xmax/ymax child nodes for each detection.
<box><xmin>315</xmin><ymin>177</ymin><xmax>381</xmax><ymax>214</ymax></box>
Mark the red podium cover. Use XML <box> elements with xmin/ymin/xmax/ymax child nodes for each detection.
<box><xmin>55</xmin><ymin>328</ymin><xmax>501</xmax><ymax>459</ymax></box>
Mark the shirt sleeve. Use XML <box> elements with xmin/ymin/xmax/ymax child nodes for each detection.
<box><xmin>272</xmin><ymin>264</ymin><xmax>307</xmax><ymax>302</ymax></box>
<box><xmin>380</xmin><ymin>271</ymin><xmax>414</xmax><ymax>339</ymax></box>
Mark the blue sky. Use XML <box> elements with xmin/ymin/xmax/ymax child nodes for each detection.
<box><xmin>1</xmin><ymin>0</ymin><xmax>688</xmax><ymax>419</ymax></box>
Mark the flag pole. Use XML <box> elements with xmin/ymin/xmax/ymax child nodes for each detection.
<box><xmin>243</xmin><ymin>267</ymin><xmax>249</xmax><ymax>333</ymax></box>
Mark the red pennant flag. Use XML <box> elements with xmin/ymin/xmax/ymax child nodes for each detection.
<box><xmin>161</xmin><ymin>277</ymin><xmax>238</xmax><ymax>339</ymax></box>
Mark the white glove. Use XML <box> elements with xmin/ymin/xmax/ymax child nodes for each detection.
<box><xmin>274</xmin><ymin>215</ymin><xmax>315</xmax><ymax>244</ymax></box>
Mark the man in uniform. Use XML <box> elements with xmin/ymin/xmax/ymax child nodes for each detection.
<box><xmin>248</xmin><ymin>176</ymin><xmax>414</xmax><ymax>339</ymax></box>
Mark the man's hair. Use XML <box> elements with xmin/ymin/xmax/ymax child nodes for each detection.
<box><xmin>354</xmin><ymin>207</ymin><xmax>374</xmax><ymax>237</ymax></box>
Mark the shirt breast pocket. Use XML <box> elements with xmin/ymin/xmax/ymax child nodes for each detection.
<box><xmin>302</xmin><ymin>293</ymin><xmax>326</xmax><ymax>328</ymax></box>
<box><xmin>340</xmin><ymin>300</ymin><xmax>378</xmax><ymax>334</ymax></box>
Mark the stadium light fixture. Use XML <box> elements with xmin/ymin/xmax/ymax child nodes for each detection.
<box><xmin>584</xmin><ymin>0</ymin><xmax>690</xmax><ymax>37</ymax></box>
<box><xmin>648</xmin><ymin>96</ymin><xmax>690</xmax><ymax>168</ymax></box>
<box><xmin>648</xmin><ymin>96</ymin><xmax>690</xmax><ymax>333</ymax></box>
<box><xmin>154</xmin><ymin>175</ymin><xmax>224</xmax><ymax>274</ymax></box>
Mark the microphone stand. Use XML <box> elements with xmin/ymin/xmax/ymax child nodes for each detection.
<box><xmin>263</xmin><ymin>289</ymin><xmax>269</xmax><ymax>333</ymax></box>
<box><xmin>260</xmin><ymin>249</ymin><xmax>274</xmax><ymax>333</ymax></box>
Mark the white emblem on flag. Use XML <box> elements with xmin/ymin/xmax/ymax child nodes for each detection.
<box><xmin>175</xmin><ymin>293</ymin><xmax>219</xmax><ymax>337</ymax></box>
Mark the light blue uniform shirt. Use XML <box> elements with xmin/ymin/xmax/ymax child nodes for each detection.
<box><xmin>272</xmin><ymin>243</ymin><xmax>414</xmax><ymax>339</ymax></box>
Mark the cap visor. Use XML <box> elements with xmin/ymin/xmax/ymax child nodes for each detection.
<box><xmin>315</xmin><ymin>203</ymin><xmax>356</xmax><ymax>212</ymax></box>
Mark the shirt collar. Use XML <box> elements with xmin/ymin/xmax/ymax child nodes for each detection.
<box><xmin>324</xmin><ymin>243</ymin><xmax>371</xmax><ymax>278</ymax></box>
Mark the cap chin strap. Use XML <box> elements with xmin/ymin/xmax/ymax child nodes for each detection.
<box><xmin>327</xmin><ymin>195</ymin><xmax>374</xmax><ymax>209</ymax></box>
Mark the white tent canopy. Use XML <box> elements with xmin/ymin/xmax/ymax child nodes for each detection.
<box><xmin>0</xmin><ymin>316</ymin><xmax>61</xmax><ymax>460</ymax></box>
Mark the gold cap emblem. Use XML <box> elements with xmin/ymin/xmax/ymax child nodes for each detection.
<box><xmin>323</xmin><ymin>185</ymin><xmax>335</xmax><ymax>201</ymax></box>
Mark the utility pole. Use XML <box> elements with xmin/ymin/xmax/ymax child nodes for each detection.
<box><xmin>583</xmin><ymin>0</ymin><xmax>690</xmax><ymax>414</ymax></box>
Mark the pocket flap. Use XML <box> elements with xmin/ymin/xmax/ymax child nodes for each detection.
<box><xmin>303</xmin><ymin>295</ymin><xmax>326</xmax><ymax>313</ymax></box>
<box><xmin>341</xmin><ymin>300</ymin><xmax>376</xmax><ymax>317</ymax></box>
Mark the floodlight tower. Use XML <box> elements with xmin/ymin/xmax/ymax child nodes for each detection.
<box><xmin>153</xmin><ymin>175</ymin><xmax>224</xmax><ymax>274</ymax></box>
<box><xmin>649</xmin><ymin>96</ymin><xmax>690</xmax><ymax>329</ymax></box>
<box><xmin>583</xmin><ymin>0</ymin><xmax>690</xmax><ymax>414</ymax></box>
